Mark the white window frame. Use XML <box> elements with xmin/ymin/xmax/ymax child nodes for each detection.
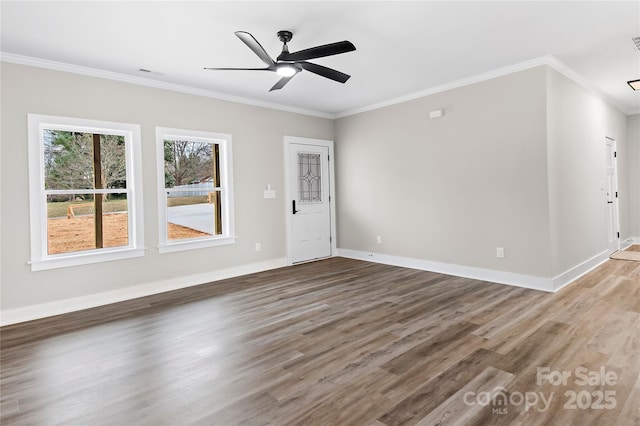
<box><xmin>27</xmin><ymin>114</ymin><xmax>145</xmax><ymax>271</ymax></box>
<box><xmin>156</xmin><ymin>127</ymin><xmax>235</xmax><ymax>253</ymax></box>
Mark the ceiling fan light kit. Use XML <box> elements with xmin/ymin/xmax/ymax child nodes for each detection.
<box><xmin>205</xmin><ymin>30</ymin><xmax>356</xmax><ymax>92</ymax></box>
<box><xmin>277</xmin><ymin>64</ymin><xmax>298</xmax><ymax>77</ymax></box>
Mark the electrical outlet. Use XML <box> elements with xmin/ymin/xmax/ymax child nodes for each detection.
<box><xmin>255</xmin><ymin>243</ymin><xmax>261</xmax><ymax>252</ymax></box>
<box><xmin>496</xmin><ymin>247</ymin><xmax>505</xmax><ymax>258</ymax></box>
<box><xmin>376</xmin><ymin>235</ymin><xmax>383</xmax><ymax>244</ymax></box>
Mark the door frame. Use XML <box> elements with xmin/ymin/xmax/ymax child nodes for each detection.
<box><xmin>284</xmin><ymin>136</ymin><xmax>337</xmax><ymax>265</ymax></box>
<box><xmin>605</xmin><ymin>135</ymin><xmax>620</xmax><ymax>254</ymax></box>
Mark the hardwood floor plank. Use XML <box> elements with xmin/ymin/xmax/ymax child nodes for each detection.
<box><xmin>479</xmin><ymin>309</ymin><xmax>552</xmax><ymax>356</ymax></box>
<box><xmin>378</xmin><ymin>348</ymin><xmax>505</xmax><ymax>425</ymax></box>
<box><xmin>586</xmin><ymin>310</ymin><xmax>639</xmax><ymax>355</ymax></box>
<box><xmin>380</xmin><ymin>321</ymin><xmax>479</xmax><ymax>375</ymax></box>
<box><xmin>608</xmin><ymin>315</ymin><xmax>640</xmax><ymax>370</ymax></box>
<box><xmin>463</xmin><ymin>286</ymin><xmax>542</xmax><ymax>325</ymax></box>
<box><xmin>615</xmin><ymin>370</ymin><xmax>640</xmax><ymax>426</ymax></box>
<box><xmin>413</xmin><ymin>366</ymin><xmax>515</xmax><ymax>426</ymax></box>
<box><xmin>379</xmin><ymin>333</ymin><xmax>487</xmax><ymax>403</ymax></box>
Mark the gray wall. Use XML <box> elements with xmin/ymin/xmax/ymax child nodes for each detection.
<box><xmin>546</xmin><ymin>67</ymin><xmax>629</xmax><ymax>275</ymax></box>
<box><xmin>334</xmin><ymin>65</ymin><xmax>631</xmax><ymax>280</ymax></box>
<box><xmin>627</xmin><ymin>114</ymin><xmax>640</xmax><ymax>239</ymax></box>
<box><xmin>335</xmin><ymin>67</ymin><xmax>553</xmax><ymax>277</ymax></box>
<box><xmin>0</xmin><ymin>62</ymin><xmax>333</xmax><ymax>312</ymax></box>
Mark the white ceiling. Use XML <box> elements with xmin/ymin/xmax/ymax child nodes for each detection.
<box><xmin>1</xmin><ymin>1</ymin><xmax>639</xmax><ymax>117</ymax></box>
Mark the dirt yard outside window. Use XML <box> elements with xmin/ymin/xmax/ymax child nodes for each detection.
<box><xmin>47</xmin><ymin>213</ymin><xmax>206</xmax><ymax>255</ymax></box>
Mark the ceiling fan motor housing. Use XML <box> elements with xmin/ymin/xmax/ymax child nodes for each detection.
<box><xmin>277</xmin><ymin>30</ymin><xmax>293</xmax><ymax>43</ymax></box>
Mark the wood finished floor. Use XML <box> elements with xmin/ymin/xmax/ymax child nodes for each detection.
<box><xmin>1</xmin><ymin>251</ymin><xmax>639</xmax><ymax>425</ymax></box>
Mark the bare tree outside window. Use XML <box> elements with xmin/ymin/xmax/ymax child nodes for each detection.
<box><xmin>164</xmin><ymin>140</ymin><xmax>214</xmax><ymax>187</ymax></box>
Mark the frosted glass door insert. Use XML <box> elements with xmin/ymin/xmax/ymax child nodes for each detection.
<box><xmin>298</xmin><ymin>153</ymin><xmax>322</xmax><ymax>203</ymax></box>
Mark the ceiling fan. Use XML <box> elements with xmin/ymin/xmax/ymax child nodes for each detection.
<box><xmin>205</xmin><ymin>30</ymin><xmax>356</xmax><ymax>92</ymax></box>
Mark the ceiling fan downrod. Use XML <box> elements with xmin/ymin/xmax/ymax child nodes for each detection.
<box><xmin>277</xmin><ymin>30</ymin><xmax>292</xmax><ymax>56</ymax></box>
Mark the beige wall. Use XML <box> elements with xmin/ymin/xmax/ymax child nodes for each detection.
<box><xmin>546</xmin><ymin>67</ymin><xmax>628</xmax><ymax>275</ymax></box>
<box><xmin>0</xmin><ymin>62</ymin><xmax>333</xmax><ymax>312</ymax></box>
<box><xmin>335</xmin><ymin>67</ymin><xmax>553</xmax><ymax>277</ymax></box>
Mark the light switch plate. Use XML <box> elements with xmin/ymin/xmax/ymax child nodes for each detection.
<box><xmin>264</xmin><ymin>190</ymin><xmax>276</xmax><ymax>199</ymax></box>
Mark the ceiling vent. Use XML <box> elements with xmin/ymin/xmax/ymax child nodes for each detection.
<box><xmin>632</xmin><ymin>36</ymin><xmax>640</xmax><ymax>52</ymax></box>
<box><xmin>138</xmin><ymin>68</ymin><xmax>164</xmax><ymax>77</ymax></box>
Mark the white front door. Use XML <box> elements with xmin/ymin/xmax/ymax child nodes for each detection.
<box><xmin>605</xmin><ymin>137</ymin><xmax>619</xmax><ymax>254</ymax></box>
<box><xmin>286</xmin><ymin>139</ymin><xmax>333</xmax><ymax>263</ymax></box>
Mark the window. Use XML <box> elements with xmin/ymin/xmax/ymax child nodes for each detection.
<box><xmin>156</xmin><ymin>127</ymin><xmax>235</xmax><ymax>253</ymax></box>
<box><xmin>27</xmin><ymin>114</ymin><xmax>144</xmax><ymax>271</ymax></box>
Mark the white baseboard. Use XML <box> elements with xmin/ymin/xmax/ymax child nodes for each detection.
<box><xmin>337</xmin><ymin>248</ymin><xmax>611</xmax><ymax>293</ymax></box>
<box><xmin>622</xmin><ymin>237</ymin><xmax>640</xmax><ymax>247</ymax></box>
<box><xmin>551</xmin><ymin>250</ymin><xmax>610</xmax><ymax>292</ymax></box>
<box><xmin>0</xmin><ymin>257</ymin><xmax>287</xmax><ymax>326</ymax></box>
<box><xmin>337</xmin><ymin>249</ymin><xmax>555</xmax><ymax>292</ymax></box>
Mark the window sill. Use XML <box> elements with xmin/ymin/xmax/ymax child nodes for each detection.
<box><xmin>158</xmin><ymin>236</ymin><xmax>236</xmax><ymax>254</ymax></box>
<box><xmin>30</xmin><ymin>247</ymin><xmax>145</xmax><ymax>271</ymax></box>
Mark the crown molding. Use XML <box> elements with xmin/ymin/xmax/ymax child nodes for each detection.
<box><xmin>334</xmin><ymin>56</ymin><xmax>550</xmax><ymax>118</ymax></box>
<box><xmin>0</xmin><ymin>52</ymin><xmax>334</xmax><ymax>119</ymax></box>
<box><xmin>544</xmin><ymin>55</ymin><xmax>630</xmax><ymax>116</ymax></box>
<box><xmin>334</xmin><ymin>55</ymin><xmax>632</xmax><ymax>118</ymax></box>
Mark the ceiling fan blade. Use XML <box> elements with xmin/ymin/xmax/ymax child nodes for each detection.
<box><xmin>269</xmin><ymin>75</ymin><xmax>296</xmax><ymax>92</ymax></box>
<box><xmin>234</xmin><ymin>31</ymin><xmax>276</xmax><ymax>67</ymax></box>
<box><xmin>299</xmin><ymin>62</ymin><xmax>350</xmax><ymax>83</ymax></box>
<box><xmin>278</xmin><ymin>40</ymin><xmax>355</xmax><ymax>61</ymax></box>
<box><xmin>204</xmin><ymin>67</ymin><xmax>273</xmax><ymax>71</ymax></box>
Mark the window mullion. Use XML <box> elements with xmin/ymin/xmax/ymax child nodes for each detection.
<box><xmin>44</xmin><ymin>189</ymin><xmax>126</xmax><ymax>195</ymax></box>
<box><xmin>92</xmin><ymin>133</ymin><xmax>104</xmax><ymax>248</ymax></box>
